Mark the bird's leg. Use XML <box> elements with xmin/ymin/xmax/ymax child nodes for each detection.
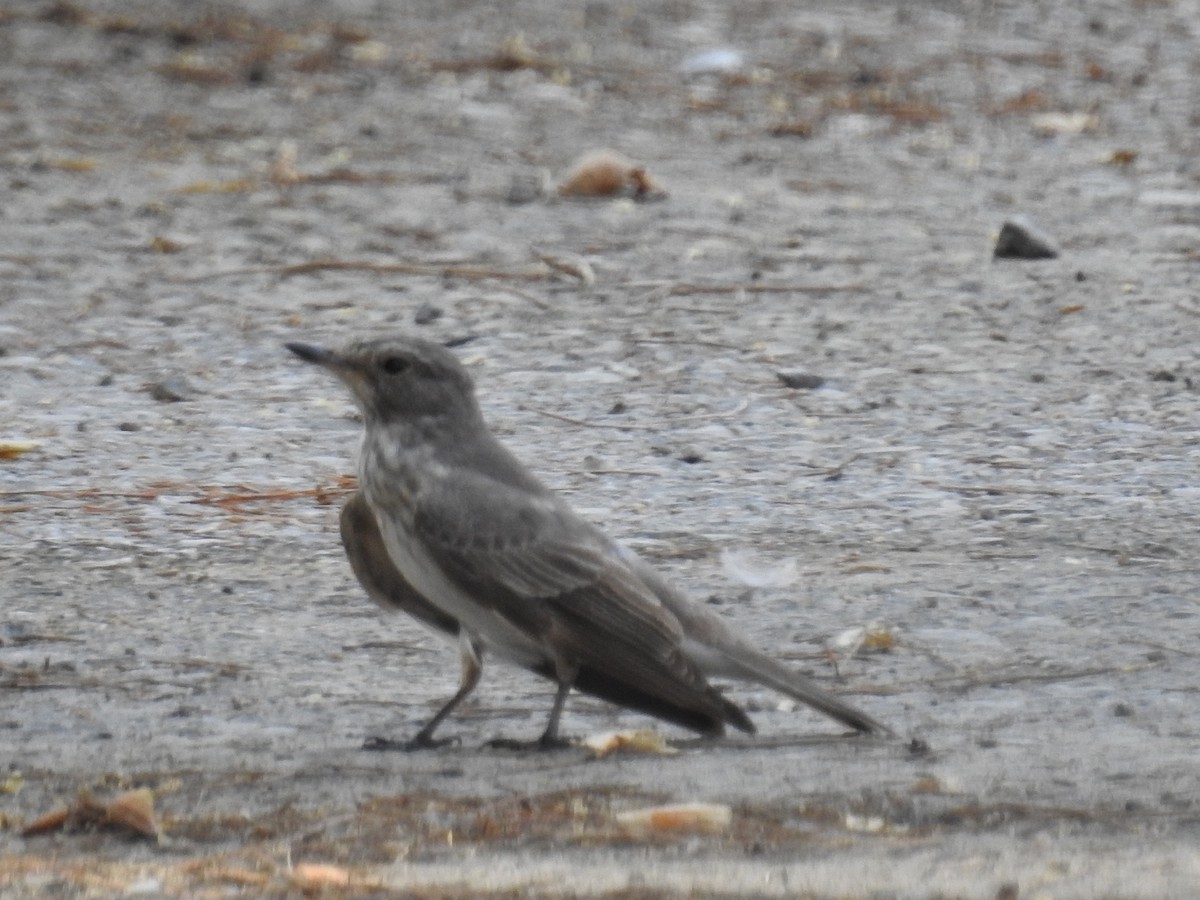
<box><xmin>535</xmin><ymin>679</ymin><xmax>574</xmax><ymax>750</ymax></box>
<box><xmin>364</xmin><ymin>635</ymin><xmax>482</xmax><ymax>752</ymax></box>
<box><xmin>486</xmin><ymin>659</ymin><xmax>577</xmax><ymax>751</ymax></box>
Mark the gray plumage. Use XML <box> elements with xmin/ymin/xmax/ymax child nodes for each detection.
<box><xmin>287</xmin><ymin>336</ymin><xmax>889</xmax><ymax>747</ymax></box>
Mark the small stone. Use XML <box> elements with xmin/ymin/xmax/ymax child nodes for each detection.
<box><xmin>506</xmin><ymin>171</ymin><xmax>545</xmax><ymax>205</ymax></box>
<box><xmin>147</xmin><ymin>377</ymin><xmax>194</xmax><ymax>402</ymax></box>
<box><xmin>413</xmin><ymin>302</ymin><xmax>443</xmax><ymax>325</ymax></box>
<box><xmin>117</xmin><ymin>422</ymin><xmax>141</xmax><ymax>432</ymax></box>
<box><xmin>994</xmin><ymin>215</ymin><xmax>1059</xmax><ymax>260</ymax></box>
<box><xmin>777</xmin><ymin>371</ymin><xmax>825</xmax><ymax>390</ymax></box>
<box><xmin>1112</xmin><ymin>702</ymin><xmax>1134</xmax><ymax>717</ymax></box>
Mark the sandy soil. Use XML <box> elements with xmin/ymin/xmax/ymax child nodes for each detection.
<box><xmin>2</xmin><ymin>0</ymin><xmax>1199</xmax><ymax>896</ymax></box>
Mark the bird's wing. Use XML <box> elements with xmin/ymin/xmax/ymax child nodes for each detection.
<box><xmin>410</xmin><ymin>470</ymin><xmax>736</xmax><ymax>718</ymax></box>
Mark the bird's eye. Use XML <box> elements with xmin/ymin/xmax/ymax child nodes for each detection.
<box><xmin>381</xmin><ymin>356</ymin><xmax>410</xmax><ymax>375</ymax></box>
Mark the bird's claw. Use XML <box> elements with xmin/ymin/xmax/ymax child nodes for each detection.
<box><xmin>362</xmin><ymin>734</ymin><xmax>460</xmax><ymax>752</ymax></box>
<box><xmin>483</xmin><ymin>734</ymin><xmax>573</xmax><ymax>752</ymax></box>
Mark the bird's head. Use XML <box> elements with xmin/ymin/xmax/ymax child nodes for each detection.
<box><xmin>286</xmin><ymin>336</ymin><xmax>481</xmax><ymax>433</ymax></box>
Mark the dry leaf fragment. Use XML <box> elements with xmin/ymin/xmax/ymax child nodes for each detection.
<box><xmin>211</xmin><ymin>868</ymin><xmax>271</xmax><ymax>887</ymax></box>
<box><xmin>615</xmin><ymin>802</ymin><xmax>732</xmax><ymax>835</ymax></box>
<box><xmin>179</xmin><ymin>179</ymin><xmax>256</xmax><ymax>194</ymax></box>
<box><xmin>21</xmin><ymin>788</ymin><xmax>158</xmax><ymax>839</ymax></box>
<box><xmin>43</xmin><ymin>157</ymin><xmax>98</xmax><ymax>172</ymax></box>
<box><xmin>104</xmin><ymin>788</ymin><xmax>158</xmax><ymax>838</ymax></box>
<box><xmin>862</xmin><ymin>622</ymin><xmax>897</xmax><ymax>652</ymax></box>
<box><xmin>558</xmin><ymin>150</ymin><xmax>666</xmax><ymax>200</ymax></box>
<box><xmin>537</xmin><ymin>252</ymin><xmax>596</xmax><ymax>285</ymax></box>
<box><xmin>497</xmin><ymin>33</ymin><xmax>537</xmax><ymax>69</ymax></box>
<box><xmin>291</xmin><ymin>863</ymin><xmax>352</xmax><ymax>890</ymax></box>
<box><xmin>989</xmin><ymin>89</ymin><xmax>1050</xmax><ymax>115</ymax></box>
<box><xmin>348</xmin><ymin>40</ymin><xmax>389</xmax><ymax>63</ymax></box>
<box><xmin>770</xmin><ymin>120</ymin><xmax>816</xmax><ymax>138</ymax></box>
<box><xmin>20</xmin><ymin>806</ymin><xmax>70</xmax><ymax>836</ymax></box>
<box><xmin>150</xmin><ymin>236</ymin><xmax>185</xmax><ymax>254</ymax></box>
<box><xmin>582</xmin><ymin>729</ymin><xmax>677</xmax><ymax>758</ymax></box>
<box><xmin>154</xmin><ymin>56</ymin><xmax>235</xmax><ymax>85</ymax></box>
<box><xmin>1030</xmin><ymin>111</ymin><xmax>1098</xmax><ymax>136</ymax></box>
<box><xmin>832</xmin><ymin>621</ymin><xmax>895</xmax><ymax>656</ymax></box>
<box><xmin>844</xmin><ymin>812</ymin><xmax>887</xmax><ymax>833</ymax></box>
<box><xmin>0</xmin><ymin>440</ymin><xmax>40</xmax><ymax>460</ymax></box>
<box><xmin>269</xmin><ymin>141</ymin><xmax>301</xmax><ymax>192</ymax></box>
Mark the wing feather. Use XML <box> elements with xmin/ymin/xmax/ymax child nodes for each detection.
<box><xmin>410</xmin><ymin>470</ymin><xmax>739</xmax><ymax>724</ymax></box>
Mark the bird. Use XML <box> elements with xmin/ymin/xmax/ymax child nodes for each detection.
<box><xmin>287</xmin><ymin>336</ymin><xmax>889</xmax><ymax>749</ymax></box>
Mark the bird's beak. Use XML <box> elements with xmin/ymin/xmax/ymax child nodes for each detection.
<box><xmin>285</xmin><ymin>342</ymin><xmax>337</xmax><ymax>367</ymax></box>
<box><xmin>286</xmin><ymin>341</ymin><xmax>372</xmax><ymax>409</ymax></box>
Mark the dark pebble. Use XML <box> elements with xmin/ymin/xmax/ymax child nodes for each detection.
<box><xmin>117</xmin><ymin>422</ymin><xmax>141</xmax><ymax>432</ymax></box>
<box><xmin>413</xmin><ymin>302</ymin><xmax>443</xmax><ymax>325</ymax></box>
<box><xmin>506</xmin><ymin>171</ymin><xmax>545</xmax><ymax>204</ymax></box>
<box><xmin>994</xmin><ymin>215</ymin><xmax>1059</xmax><ymax>260</ymax></box>
<box><xmin>148</xmin><ymin>376</ymin><xmax>194</xmax><ymax>402</ymax></box>
<box><xmin>777</xmin><ymin>371</ymin><xmax>826</xmax><ymax>390</ymax></box>
<box><xmin>907</xmin><ymin>738</ymin><xmax>933</xmax><ymax>756</ymax></box>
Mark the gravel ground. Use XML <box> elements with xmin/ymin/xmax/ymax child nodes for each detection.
<box><xmin>2</xmin><ymin>0</ymin><xmax>1199</xmax><ymax>896</ymax></box>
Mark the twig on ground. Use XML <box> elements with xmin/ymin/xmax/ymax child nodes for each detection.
<box><xmin>181</xmin><ymin>260</ymin><xmax>553</xmax><ymax>283</ymax></box>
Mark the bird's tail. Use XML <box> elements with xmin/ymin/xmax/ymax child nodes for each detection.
<box><xmin>620</xmin><ymin>545</ymin><xmax>892</xmax><ymax>736</ymax></box>
<box><xmin>710</xmin><ymin>645</ymin><xmax>891</xmax><ymax>736</ymax></box>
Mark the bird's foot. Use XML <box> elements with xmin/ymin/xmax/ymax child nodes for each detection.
<box><xmin>483</xmin><ymin>734</ymin><xmax>573</xmax><ymax>752</ymax></box>
<box><xmin>362</xmin><ymin>733</ymin><xmax>459</xmax><ymax>752</ymax></box>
